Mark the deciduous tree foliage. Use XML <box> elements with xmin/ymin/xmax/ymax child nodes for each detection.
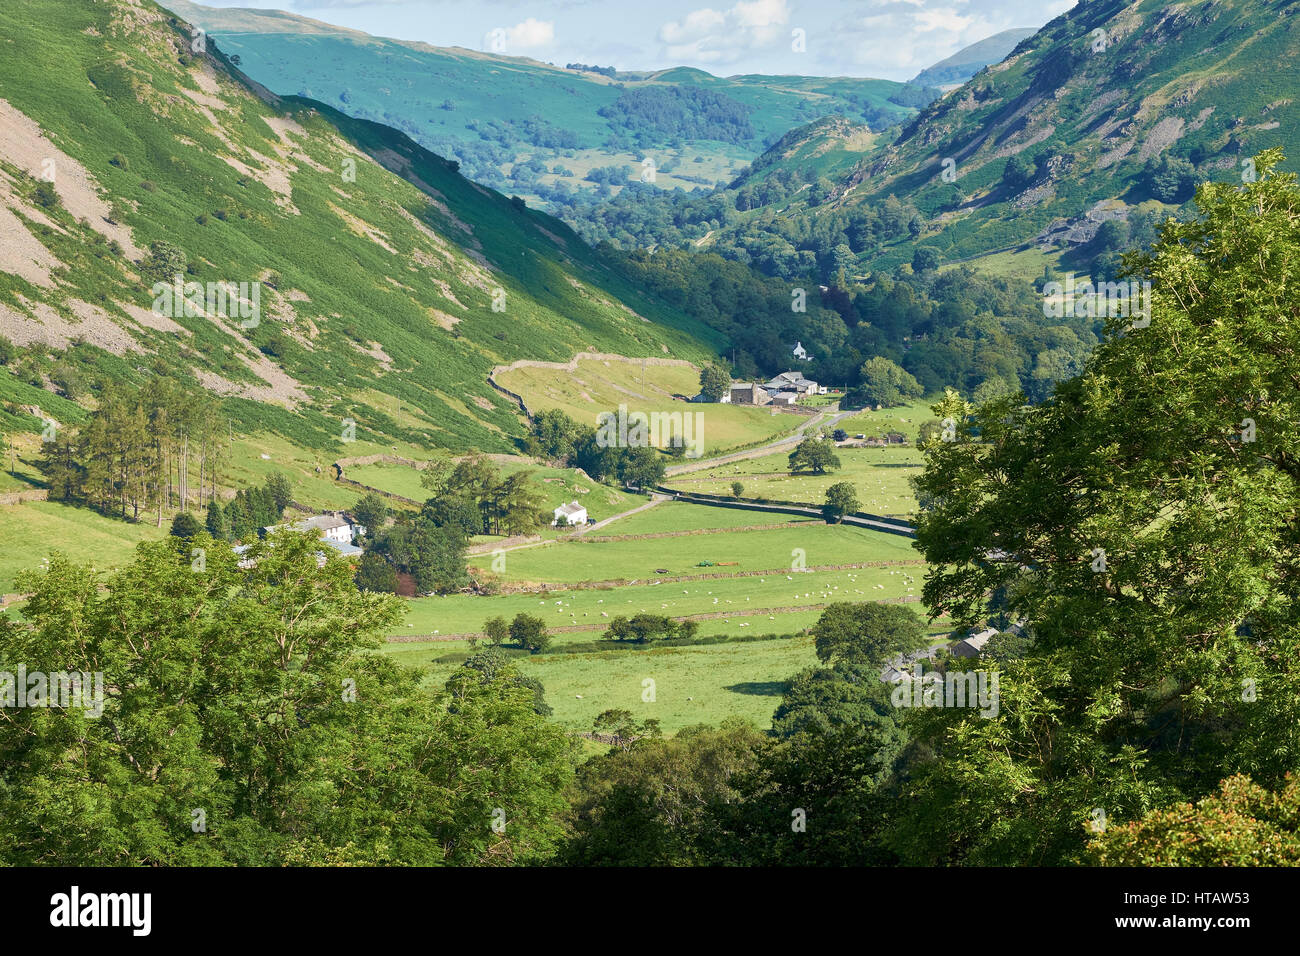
<box><xmin>900</xmin><ymin>149</ymin><xmax>1300</xmax><ymax>865</ymax></box>
<box><xmin>0</xmin><ymin>533</ymin><xmax>573</xmax><ymax>865</ymax></box>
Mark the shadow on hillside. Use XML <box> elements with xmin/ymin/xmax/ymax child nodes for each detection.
<box><xmin>724</xmin><ymin>681</ymin><xmax>788</xmax><ymax>697</ymax></box>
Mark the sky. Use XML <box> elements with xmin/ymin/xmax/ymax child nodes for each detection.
<box><xmin>193</xmin><ymin>0</ymin><xmax>1078</xmax><ymax>81</ymax></box>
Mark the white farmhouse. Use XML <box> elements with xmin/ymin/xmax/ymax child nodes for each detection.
<box><xmin>553</xmin><ymin>501</ymin><xmax>588</xmax><ymax>527</ymax></box>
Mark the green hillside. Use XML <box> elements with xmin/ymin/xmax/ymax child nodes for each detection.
<box><xmin>571</xmin><ymin>0</ymin><xmax>1300</xmax><ymax>285</ymax></box>
<box><xmin>165</xmin><ymin>0</ymin><xmax>925</xmax><ymax>213</ymax></box>
<box><xmin>0</xmin><ymin>0</ymin><xmax>718</xmax><ymax>457</ymax></box>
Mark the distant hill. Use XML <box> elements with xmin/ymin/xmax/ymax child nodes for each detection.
<box><xmin>164</xmin><ymin>0</ymin><xmax>927</xmax><ymax>211</ymax></box>
<box><xmin>910</xmin><ymin>29</ymin><xmax>1038</xmax><ymax>89</ymax></box>
<box><xmin>0</xmin><ymin>0</ymin><xmax>717</xmax><ymax>455</ymax></box>
<box><xmin>587</xmin><ymin>0</ymin><xmax>1300</xmax><ymax>285</ymax></box>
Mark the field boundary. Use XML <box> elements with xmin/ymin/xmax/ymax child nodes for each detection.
<box><xmin>0</xmin><ymin>489</ymin><xmax>49</xmax><ymax>505</ymax></box>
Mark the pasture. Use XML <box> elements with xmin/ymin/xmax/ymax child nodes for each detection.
<box><xmin>0</xmin><ymin>501</ymin><xmax>170</xmax><ymax>592</ymax></box>
<box><xmin>472</xmin><ymin>521</ymin><xmax>918</xmax><ymax>584</ymax></box>
<box><xmin>664</xmin><ymin>445</ymin><xmax>923</xmax><ymax>517</ymax></box>
<box><xmin>383</xmin><ymin>633</ymin><xmax>822</xmax><ymax>734</ymax></box>
<box><xmin>495</xmin><ymin>356</ymin><xmax>800</xmax><ymax>456</ymax></box>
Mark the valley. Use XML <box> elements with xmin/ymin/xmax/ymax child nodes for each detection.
<box><xmin>1</xmin><ymin>0</ymin><xmax>1297</xmax><ymax>880</ymax></box>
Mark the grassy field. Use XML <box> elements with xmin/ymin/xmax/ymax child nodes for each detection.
<box><xmin>662</xmin><ymin>397</ymin><xmax>935</xmax><ymax>516</ymax></box>
<box><xmin>665</xmin><ymin>446</ymin><xmax>923</xmax><ymax>517</ymax></box>
<box><xmin>397</xmin><ymin>560</ymin><xmax>921</xmax><ymax>636</ymax></box>
<box><xmin>0</xmin><ymin>501</ymin><xmax>169</xmax><ymax>592</ymax></box>
<box><xmin>495</xmin><ymin>357</ymin><xmax>800</xmax><ymax>456</ymax></box>
<box><xmin>590</xmin><ymin>500</ymin><xmax>821</xmax><ymax>535</ymax></box>
<box><xmin>383</xmin><ymin>633</ymin><xmax>821</xmax><ymax>734</ymax></box>
<box><xmin>833</xmin><ymin>396</ymin><xmax>934</xmax><ymax>441</ymax></box>
<box><xmin>474</xmin><ymin>521</ymin><xmax>917</xmax><ymax>584</ymax></box>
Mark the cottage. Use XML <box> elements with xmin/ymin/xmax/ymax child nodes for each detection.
<box><xmin>950</xmin><ymin>627</ymin><xmax>998</xmax><ymax>659</ymax></box>
<box><xmin>792</xmin><ymin>341</ymin><xmax>809</xmax><ymax>361</ymax></box>
<box><xmin>264</xmin><ymin>512</ymin><xmax>364</xmax><ymax>545</ymax></box>
<box><xmin>729</xmin><ymin>383</ymin><xmax>772</xmax><ymax>406</ymax></box>
<box><xmin>763</xmin><ymin>371</ymin><xmax>819</xmax><ymax>395</ymax></box>
<box><xmin>553</xmin><ymin>501</ymin><xmax>588</xmax><ymax>527</ymax></box>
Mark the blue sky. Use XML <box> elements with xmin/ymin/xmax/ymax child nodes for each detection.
<box><xmin>194</xmin><ymin>0</ymin><xmax>1078</xmax><ymax>80</ymax></box>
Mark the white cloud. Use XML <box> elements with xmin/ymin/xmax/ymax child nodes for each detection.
<box><xmin>829</xmin><ymin>1</ymin><xmax>1010</xmax><ymax>74</ymax></box>
<box><xmin>657</xmin><ymin>0</ymin><xmax>791</xmax><ymax>64</ymax></box>
<box><xmin>506</xmin><ymin>17</ymin><xmax>555</xmax><ymax>49</ymax></box>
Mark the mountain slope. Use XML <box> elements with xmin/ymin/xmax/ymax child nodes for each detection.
<box><xmin>910</xmin><ymin>28</ymin><xmax>1039</xmax><ymax>89</ymax></box>
<box><xmin>623</xmin><ymin>0</ymin><xmax>1300</xmax><ymax>283</ymax></box>
<box><xmin>0</xmin><ymin>0</ymin><xmax>716</xmax><ymax>455</ymax></box>
<box><xmin>166</xmin><ymin>0</ymin><xmax>927</xmax><ymax>209</ymax></box>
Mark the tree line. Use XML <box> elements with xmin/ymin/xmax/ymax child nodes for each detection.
<box><xmin>38</xmin><ymin>378</ymin><xmax>229</xmax><ymax>524</ymax></box>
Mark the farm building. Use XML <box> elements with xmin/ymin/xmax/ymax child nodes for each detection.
<box><xmin>763</xmin><ymin>371</ymin><xmax>820</xmax><ymax>395</ymax></box>
<box><xmin>950</xmin><ymin>627</ymin><xmax>998</xmax><ymax>658</ymax></box>
<box><xmin>265</xmin><ymin>513</ymin><xmax>362</xmax><ymax>545</ymax></box>
<box><xmin>769</xmin><ymin>391</ymin><xmax>799</xmax><ymax>406</ymax></box>
<box><xmin>553</xmin><ymin>501</ymin><xmax>588</xmax><ymax>526</ymax></box>
<box><xmin>729</xmin><ymin>383</ymin><xmax>772</xmax><ymax>406</ymax></box>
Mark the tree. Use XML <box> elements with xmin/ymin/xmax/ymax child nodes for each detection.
<box><xmin>823</xmin><ymin>481</ymin><xmax>859</xmax><ymax>523</ymax></box>
<box><xmin>509</xmin><ymin>613</ymin><xmax>551</xmax><ymax>653</ymax></box>
<box><xmin>730</xmin><ymin>481</ymin><xmax>744</xmax><ymax>498</ymax></box>
<box><xmin>418</xmin><ymin>452</ymin><xmax>456</xmax><ymax>498</ymax></box>
<box><xmin>858</xmin><ymin>356</ymin><xmax>923</xmax><ymax>408</ymax></box>
<box><xmin>1001</xmin><ymin>153</ymin><xmax>1033</xmax><ymax>192</ymax></box>
<box><xmin>972</xmin><ymin>376</ymin><xmax>1018</xmax><ymax>406</ymax></box>
<box><xmin>602</xmin><ymin>613</ymin><xmax>679</xmax><ymax>644</ymax></box>
<box><xmin>378</xmin><ymin>520</ymin><xmax>467</xmax><ymax>595</ymax></box>
<box><xmin>1087</xmin><ymin>775</ymin><xmax>1300</xmax><ymax>866</ymax></box>
<box><xmin>1145</xmin><ymin>154</ymin><xmax>1197</xmax><ymax>203</ymax></box>
<box><xmin>561</xmin><ymin>721</ymin><xmax>758</xmax><ymax>865</ymax></box>
<box><xmin>619</xmin><ymin>445</ymin><xmax>666</xmax><ymax>490</ymax></box>
<box><xmin>483</xmin><ymin>616</ymin><xmax>510</xmax><ymax>646</ymax></box>
<box><xmin>457</xmin><ymin>649</ymin><xmax>552</xmax><ymax>717</ymax></box>
<box><xmin>204</xmin><ymin>500</ymin><xmax>228</xmax><ymax>540</ymax></box>
<box><xmin>169</xmin><ymin>512</ymin><xmax>201</xmax><ymax>541</ymax></box>
<box><xmin>354</xmin><ymin>552</ymin><xmax>399</xmax><ymax>593</ymax></box>
<box><xmin>528</xmin><ymin>410</ymin><xmax>586</xmax><ymax>463</ymax></box>
<box><xmin>788</xmin><ymin>436</ymin><xmax>840</xmax><ymax>475</ymax></box>
<box><xmin>264</xmin><ymin>472</ymin><xmax>293</xmax><ymax>517</ymax></box>
<box><xmin>1</xmin><ymin>535</ymin><xmax>572</xmax><ymax>865</ymax></box>
<box><xmin>140</xmin><ymin>240</ymin><xmax>187</xmax><ymax>284</ymax></box>
<box><xmin>810</xmin><ymin>602</ymin><xmax>927</xmax><ymax>668</ymax></box>
<box><xmin>421</xmin><ymin>494</ymin><xmax>483</xmax><ymax>538</ymax></box>
<box><xmin>32</xmin><ymin>180</ymin><xmax>59</xmax><ymax>209</ymax></box>
<box><xmin>911</xmin><ymin>247</ymin><xmax>940</xmax><ymax>273</ymax></box>
<box><xmin>699</xmin><ymin>364</ymin><xmax>730</xmax><ymax>401</ymax></box>
<box><xmin>351</xmin><ymin>492</ymin><xmax>388</xmax><ymax>538</ymax></box>
<box><xmin>897</xmin><ymin>149</ymin><xmax>1300</xmax><ymax>865</ymax></box>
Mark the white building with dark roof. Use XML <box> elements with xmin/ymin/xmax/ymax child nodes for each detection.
<box><xmin>553</xmin><ymin>501</ymin><xmax>588</xmax><ymax>526</ymax></box>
